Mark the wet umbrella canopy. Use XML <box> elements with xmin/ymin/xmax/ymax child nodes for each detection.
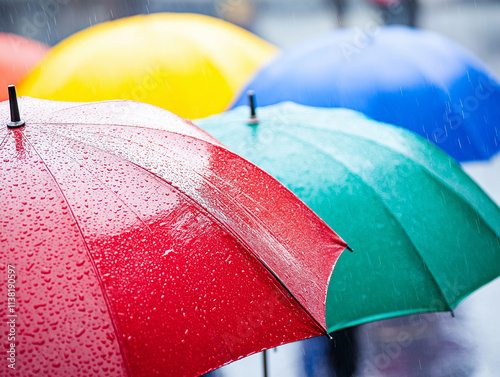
<box><xmin>0</xmin><ymin>33</ymin><xmax>48</xmax><ymax>101</ymax></box>
<box><xmin>231</xmin><ymin>26</ymin><xmax>500</xmax><ymax>162</ymax></box>
<box><xmin>18</xmin><ymin>13</ymin><xmax>276</xmax><ymax>119</ymax></box>
<box><xmin>1</xmin><ymin>92</ymin><xmax>348</xmax><ymax>377</ymax></box>
<box><xmin>196</xmin><ymin>102</ymin><xmax>500</xmax><ymax>333</ymax></box>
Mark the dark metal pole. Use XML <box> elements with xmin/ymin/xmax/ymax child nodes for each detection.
<box><xmin>6</xmin><ymin>85</ymin><xmax>25</xmax><ymax>129</ymax></box>
<box><xmin>263</xmin><ymin>349</ymin><xmax>268</xmax><ymax>377</ymax></box>
<box><xmin>247</xmin><ymin>90</ymin><xmax>259</xmax><ymax>125</ymax></box>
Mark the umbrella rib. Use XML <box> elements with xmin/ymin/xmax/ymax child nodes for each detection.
<box><xmin>286</xmin><ymin>118</ymin><xmax>500</xmax><ymax>238</ymax></box>
<box><xmin>19</xmin><ymin>130</ymin><xmax>133</xmax><ymax>377</ymax></box>
<box><xmin>185</xmin><ymin>171</ymin><xmax>332</xmax><ymax>330</ymax></box>
<box><xmin>48</xmin><ymin>123</ymin><xmax>332</xmax><ymax>270</ymax></box>
<box><xmin>58</xmin><ymin>146</ymin><xmax>155</xmax><ymax>233</ymax></box>
<box><xmin>31</xmin><ymin>126</ymin><xmax>170</xmax><ymax>233</ymax></box>
<box><xmin>122</xmin><ymin>158</ymin><xmax>330</xmax><ymax>335</ymax></box>
<box><xmin>40</xmin><ymin>123</ymin><xmax>273</xmax><ymax>235</ymax></box>
<box><xmin>42</xmin><ymin>120</ymin><xmax>225</xmax><ymax>147</ymax></box>
<box><xmin>419</xmin><ymin>167</ymin><xmax>500</xmax><ymax>251</ymax></box>
<box><xmin>40</xmin><ymin>124</ymin><xmax>330</xmax><ymax>334</ymax></box>
<box><xmin>31</xmin><ymin>125</ymin><xmax>245</xmax><ymax>367</ymax></box>
<box><xmin>0</xmin><ymin>130</ymin><xmax>9</xmax><ymax>150</ymax></box>
<box><xmin>40</xmin><ymin>123</ymin><xmax>259</xmax><ymax>229</ymax></box>
<box><xmin>280</xmin><ymin>128</ymin><xmax>455</xmax><ymax>313</ymax></box>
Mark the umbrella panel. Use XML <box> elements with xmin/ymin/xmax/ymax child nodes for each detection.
<box><xmin>2</xmin><ymin>98</ymin><xmax>347</xmax><ymax>376</ymax></box>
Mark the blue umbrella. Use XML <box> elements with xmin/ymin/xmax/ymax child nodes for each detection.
<box><xmin>231</xmin><ymin>26</ymin><xmax>500</xmax><ymax>162</ymax></box>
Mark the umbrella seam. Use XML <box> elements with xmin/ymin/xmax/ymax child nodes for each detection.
<box><xmin>186</xmin><ymin>171</ymin><xmax>332</xmax><ymax>330</ymax></box>
<box><xmin>19</xmin><ymin>130</ymin><xmax>133</xmax><ymax>377</ymax></box>
<box><xmin>419</xmin><ymin>167</ymin><xmax>500</xmax><ymax>250</ymax></box>
<box><xmin>41</xmin><ymin>122</ymin><xmax>334</xmax><ymax>331</ymax></box>
<box><xmin>172</xmin><ymin>17</ymin><xmax>257</xmax><ymax>95</ymax></box>
<box><xmin>26</xmin><ymin>126</ymin><xmax>157</xmax><ymax>233</ymax></box>
<box><xmin>38</xmin><ymin>120</ymin><xmax>225</xmax><ymax>147</ymax></box>
<box><xmin>124</xmin><ymin>158</ymin><xmax>330</xmax><ymax>335</ymax></box>
<box><xmin>47</xmin><ymin>118</ymin><xmax>500</xmax><ymax>239</ymax></box>
<box><xmin>279</xmin><ymin>128</ymin><xmax>454</xmax><ymax>313</ymax></box>
<box><xmin>49</xmin><ymin>122</ymin><xmax>337</xmax><ymax>258</ymax></box>
<box><xmin>287</xmin><ymin>117</ymin><xmax>500</xmax><ymax>238</ymax></box>
<box><xmin>127</xmin><ymin>154</ymin><xmax>330</xmax><ymax>334</ymax></box>
<box><xmin>31</xmin><ymin>125</ymin><xmax>244</xmax><ymax>373</ymax></box>
<box><xmin>0</xmin><ymin>130</ymin><xmax>9</xmax><ymax>150</ymax></box>
<box><xmin>36</xmin><ymin>123</ymin><xmax>330</xmax><ymax>343</ymax></box>
<box><xmin>198</xmin><ymin>108</ymin><xmax>500</xmax><ymax>327</ymax></box>
<box><xmin>38</xmin><ymin>123</ymin><xmax>282</xmax><ymax>245</ymax></box>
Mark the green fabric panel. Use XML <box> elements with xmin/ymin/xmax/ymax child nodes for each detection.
<box><xmin>195</xmin><ymin>103</ymin><xmax>500</xmax><ymax>332</ymax></box>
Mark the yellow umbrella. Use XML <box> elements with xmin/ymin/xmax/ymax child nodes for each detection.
<box><xmin>18</xmin><ymin>13</ymin><xmax>276</xmax><ymax>119</ymax></box>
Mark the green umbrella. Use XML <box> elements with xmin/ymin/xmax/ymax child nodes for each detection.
<box><xmin>195</xmin><ymin>101</ymin><xmax>500</xmax><ymax>333</ymax></box>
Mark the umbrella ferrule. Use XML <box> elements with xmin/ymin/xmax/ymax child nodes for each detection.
<box><xmin>6</xmin><ymin>85</ymin><xmax>26</xmax><ymax>129</ymax></box>
<box><xmin>247</xmin><ymin>90</ymin><xmax>259</xmax><ymax>125</ymax></box>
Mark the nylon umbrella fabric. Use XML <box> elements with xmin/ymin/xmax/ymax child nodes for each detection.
<box><xmin>196</xmin><ymin>102</ymin><xmax>500</xmax><ymax>333</ymax></box>
<box><xmin>0</xmin><ymin>33</ymin><xmax>48</xmax><ymax>101</ymax></box>
<box><xmin>18</xmin><ymin>13</ymin><xmax>277</xmax><ymax>120</ymax></box>
<box><xmin>231</xmin><ymin>26</ymin><xmax>500</xmax><ymax>162</ymax></box>
<box><xmin>0</xmin><ymin>96</ymin><xmax>347</xmax><ymax>377</ymax></box>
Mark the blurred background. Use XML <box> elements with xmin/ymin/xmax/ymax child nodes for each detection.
<box><xmin>1</xmin><ymin>1</ymin><xmax>499</xmax><ymax>376</ymax></box>
<box><xmin>1</xmin><ymin>0</ymin><xmax>500</xmax><ymax>73</ymax></box>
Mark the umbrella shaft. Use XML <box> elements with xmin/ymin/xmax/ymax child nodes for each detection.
<box><xmin>263</xmin><ymin>349</ymin><xmax>268</xmax><ymax>377</ymax></box>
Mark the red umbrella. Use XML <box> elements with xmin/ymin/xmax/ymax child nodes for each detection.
<box><xmin>1</xmin><ymin>87</ymin><xmax>348</xmax><ymax>377</ymax></box>
<box><xmin>0</xmin><ymin>33</ymin><xmax>48</xmax><ymax>101</ymax></box>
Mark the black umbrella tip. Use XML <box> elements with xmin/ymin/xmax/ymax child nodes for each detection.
<box><xmin>247</xmin><ymin>90</ymin><xmax>259</xmax><ymax>125</ymax></box>
<box><xmin>6</xmin><ymin>85</ymin><xmax>25</xmax><ymax>129</ymax></box>
<box><xmin>450</xmin><ymin>310</ymin><xmax>455</xmax><ymax>318</ymax></box>
<box><xmin>346</xmin><ymin>245</ymin><xmax>354</xmax><ymax>252</ymax></box>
